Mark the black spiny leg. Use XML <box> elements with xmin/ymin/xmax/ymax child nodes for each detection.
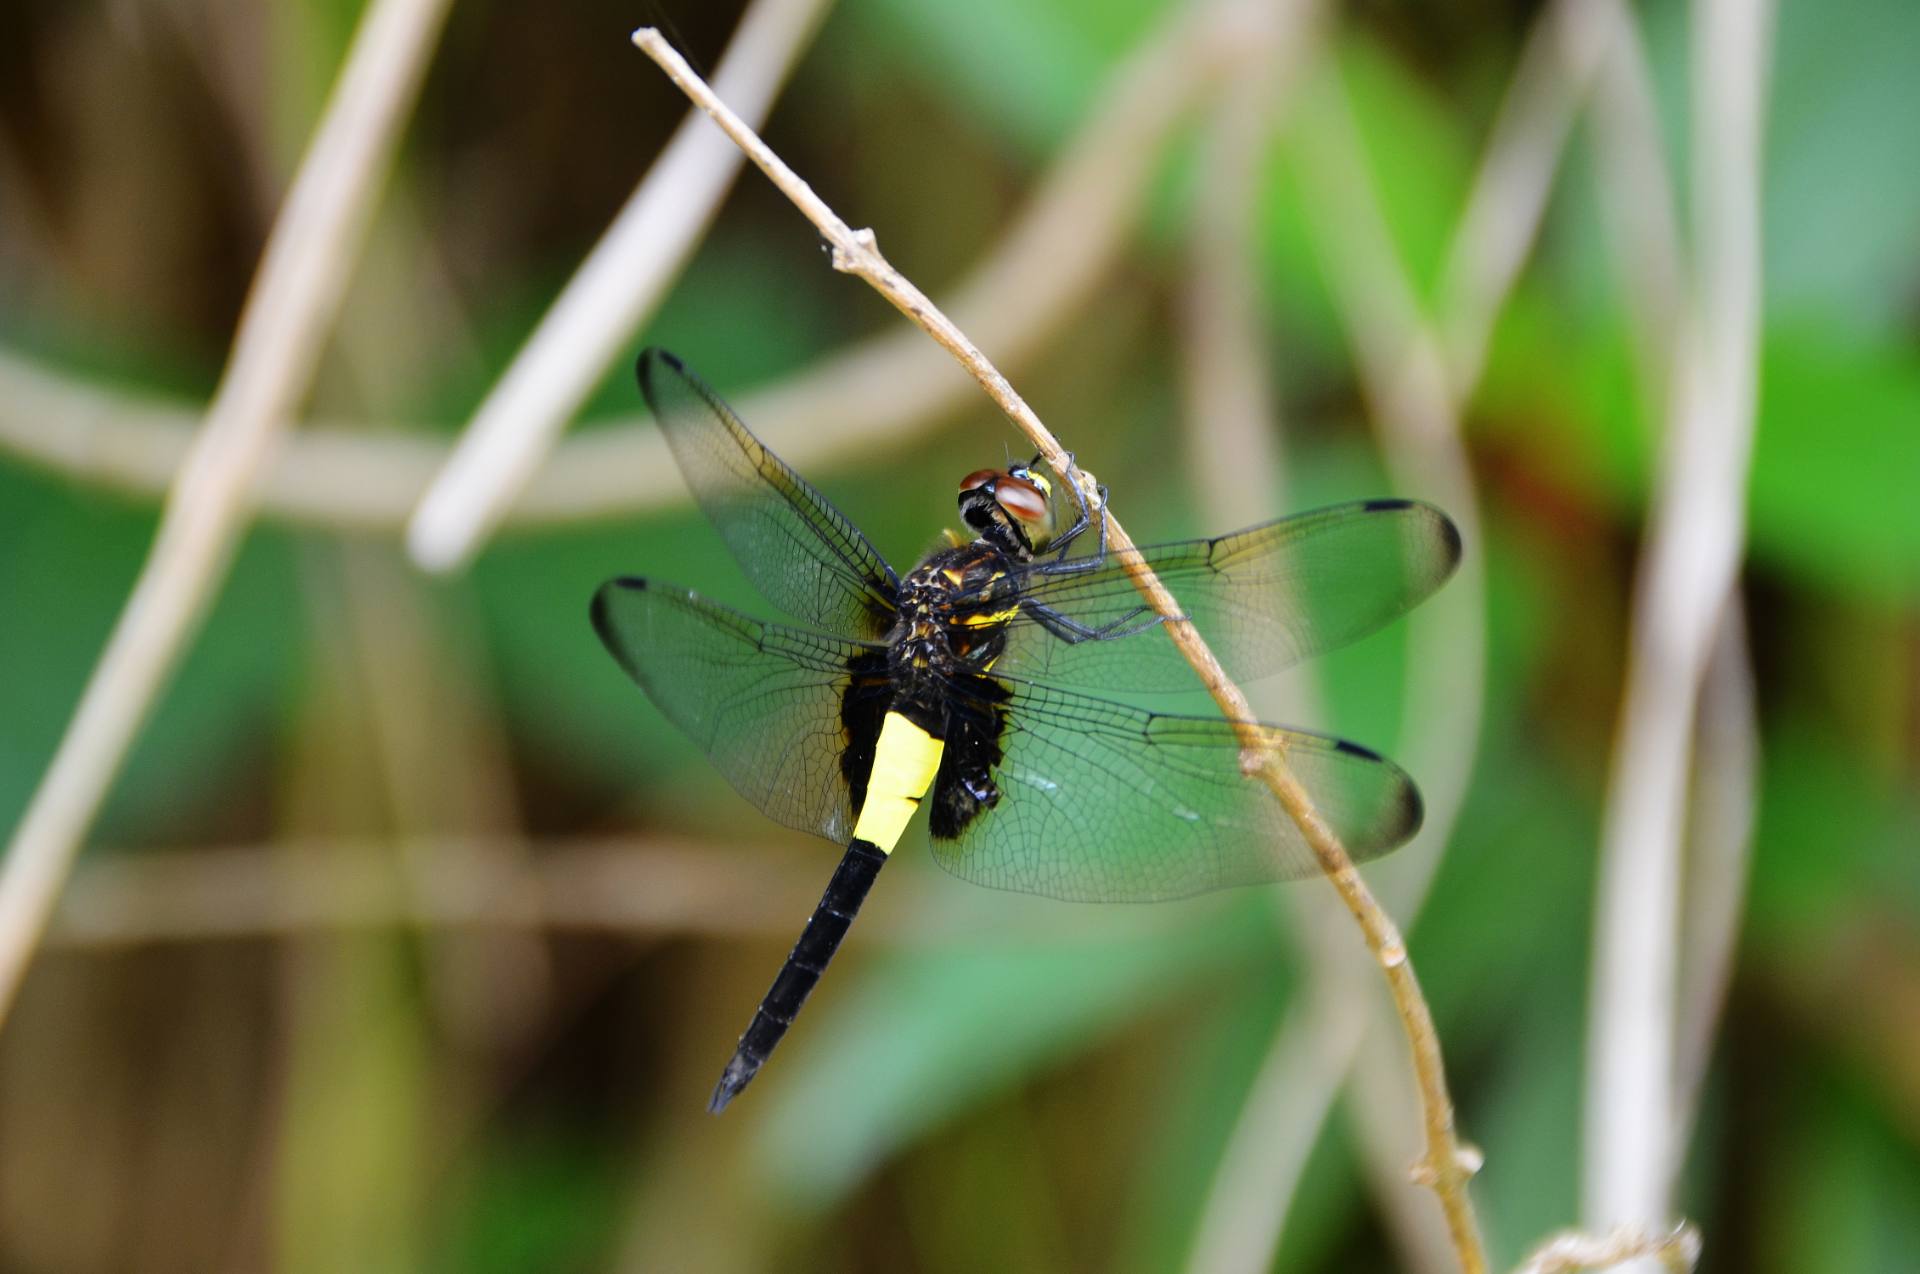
<box><xmin>1033</xmin><ymin>454</ymin><xmax>1111</xmax><ymax>578</ymax></box>
<box><xmin>1023</xmin><ymin>598</ymin><xmax>1174</xmax><ymax>646</ymax></box>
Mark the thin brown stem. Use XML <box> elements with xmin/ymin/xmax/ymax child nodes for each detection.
<box><xmin>632</xmin><ymin>23</ymin><xmax>1487</xmax><ymax>1272</ymax></box>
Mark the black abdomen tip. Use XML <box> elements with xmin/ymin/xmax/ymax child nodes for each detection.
<box><xmin>708</xmin><ymin>1051</ymin><xmax>762</xmax><ymax>1115</ymax></box>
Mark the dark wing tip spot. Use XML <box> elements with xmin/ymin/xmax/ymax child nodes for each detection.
<box><xmin>1397</xmin><ymin>778</ymin><xmax>1426</xmax><ymax>844</ymax></box>
<box><xmin>590</xmin><ymin>577</ymin><xmax>654</xmax><ymax>670</ymax></box>
<box><xmin>1369</xmin><ymin>497</ymin><xmax>1465</xmax><ymax>579</ymax></box>
<box><xmin>1436</xmin><ymin>509</ymin><xmax>1465</xmax><ymax>568</ymax></box>
<box><xmin>634</xmin><ymin>347</ymin><xmax>688</xmax><ymax>404</ymax></box>
<box><xmin>1333</xmin><ymin>737</ymin><xmax>1384</xmax><ymax>762</ymax></box>
<box><xmin>636</xmin><ymin>345</ymin><xmax>681</xmax><ymax>373</ymax></box>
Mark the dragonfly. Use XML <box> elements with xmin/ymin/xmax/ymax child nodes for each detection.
<box><xmin>592</xmin><ymin>349</ymin><xmax>1461</xmax><ymax>1113</ymax></box>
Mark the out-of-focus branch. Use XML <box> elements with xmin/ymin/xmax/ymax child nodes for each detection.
<box><xmin>1670</xmin><ymin>599</ymin><xmax>1758</xmax><ymax>1140</ymax></box>
<box><xmin>334</xmin><ymin>548</ymin><xmax>553</xmax><ymax>1052</ymax></box>
<box><xmin>1581</xmin><ymin>0</ymin><xmax>1772</xmax><ymax>1261</ymax></box>
<box><xmin>45</xmin><ymin>840</ymin><xmax>862</xmax><ymax>947</ymax></box>
<box><xmin>1588</xmin><ymin>0</ymin><xmax>1688</xmax><ymax>413</ymax></box>
<box><xmin>1587</xmin><ymin>0</ymin><xmax>1758</xmax><ymax>1177</ymax></box>
<box><xmin>0</xmin><ymin>0</ymin><xmax>453</xmax><ymax>1032</ymax></box>
<box><xmin>1436</xmin><ymin>0</ymin><xmax>1622</xmax><ymax>390</ymax></box>
<box><xmin>633</xmin><ymin>17</ymin><xmax>1489</xmax><ymax>1271</ymax></box>
<box><xmin>0</xmin><ymin>0</ymin><xmax>1228</xmax><ymax>531</ymax></box>
<box><xmin>406</xmin><ymin>0</ymin><xmax>829</xmax><ymax>572</ymax></box>
<box><xmin>43</xmin><ymin>838</ymin><xmax>1197</xmax><ymax>949</ymax></box>
<box><xmin>1511</xmin><ymin>1223</ymin><xmax>1702</xmax><ymax>1274</ymax></box>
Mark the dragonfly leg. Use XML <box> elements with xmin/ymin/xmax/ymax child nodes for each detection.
<box><xmin>1045</xmin><ymin>454</ymin><xmax>1107</xmax><ymax>563</ymax></box>
<box><xmin>1024</xmin><ymin>598</ymin><xmax>1176</xmax><ymax>645</ymax></box>
<box><xmin>1030</xmin><ymin>464</ymin><xmax>1111</xmax><ymax>579</ymax></box>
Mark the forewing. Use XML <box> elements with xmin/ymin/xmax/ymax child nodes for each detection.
<box><xmin>995</xmin><ymin>499</ymin><xmax>1461</xmax><ymax>691</ymax></box>
<box><xmin>591</xmin><ymin>577</ymin><xmax>888</xmax><ymax>844</ymax></box>
<box><xmin>639</xmin><ymin>349</ymin><xmax>899</xmax><ymax>638</ymax></box>
<box><xmin>931</xmin><ymin>678</ymin><xmax>1422</xmax><ymax>902</ymax></box>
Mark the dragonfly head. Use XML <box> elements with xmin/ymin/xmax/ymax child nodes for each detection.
<box><xmin>959</xmin><ymin>459</ymin><xmax>1054</xmax><ymax>558</ymax></box>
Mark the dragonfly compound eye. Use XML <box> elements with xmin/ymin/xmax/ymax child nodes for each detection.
<box><xmin>993</xmin><ymin>474</ymin><xmax>1051</xmax><ymax>525</ymax></box>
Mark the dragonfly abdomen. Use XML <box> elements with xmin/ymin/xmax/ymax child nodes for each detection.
<box><xmin>709</xmin><ymin>838</ymin><xmax>889</xmax><ymax>1113</ymax></box>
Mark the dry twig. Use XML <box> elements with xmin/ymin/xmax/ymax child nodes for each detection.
<box><xmin>632</xmin><ymin>22</ymin><xmax>1489</xmax><ymax>1271</ymax></box>
<box><xmin>0</xmin><ymin>0</ymin><xmax>453</xmax><ymax>1031</ymax></box>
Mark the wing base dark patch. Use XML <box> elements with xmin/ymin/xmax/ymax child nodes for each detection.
<box><xmin>839</xmin><ymin>649</ymin><xmax>892</xmax><ymax>818</ymax></box>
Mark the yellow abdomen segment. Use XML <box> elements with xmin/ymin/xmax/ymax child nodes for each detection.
<box><xmin>851</xmin><ymin>712</ymin><xmax>946</xmax><ymax>852</ymax></box>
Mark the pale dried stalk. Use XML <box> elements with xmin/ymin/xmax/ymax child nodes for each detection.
<box><xmin>632</xmin><ymin>24</ymin><xmax>1488</xmax><ymax>1272</ymax></box>
<box><xmin>44</xmin><ymin>838</ymin><xmax>1195</xmax><ymax>949</ymax></box>
<box><xmin>1511</xmin><ymin>1222</ymin><xmax>1701</xmax><ymax>1274</ymax></box>
<box><xmin>1436</xmin><ymin>0</ymin><xmax>1620</xmax><ymax>389</ymax></box>
<box><xmin>1588</xmin><ymin>0</ymin><xmax>1688</xmax><ymax>417</ymax></box>
<box><xmin>1581</xmin><ymin>0</ymin><xmax>1772</xmax><ymax>1258</ymax></box>
<box><xmin>1670</xmin><ymin>599</ymin><xmax>1757</xmax><ymax>1142</ymax></box>
<box><xmin>0</xmin><ymin>0</ymin><xmax>1227</xmax><ymax>532</ymax></box>
<box><xmin>1581</xmin><ymin>0</ymin><xmax>1759</xmax><ymax>1158</ymax></box>
<box><xmin>0</xmin><ymin>0</ymin><xmax>453</xmax><ymax>1031</ymax></box>
<box><xmin>406</xmin><ymin>0</ymin><xmax>829</xmax><ymax>572</ymax></box>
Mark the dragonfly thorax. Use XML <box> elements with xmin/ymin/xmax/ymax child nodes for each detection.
<box><xmin>887</xmin><ymin>545</ymin><xmax>1024</xmax><ymax>695</ymax></box>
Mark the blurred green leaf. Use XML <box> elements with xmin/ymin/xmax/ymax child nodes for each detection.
<box><xmin>1763</xmin><ymin>1075</ymin><xmax>1920</xmax><ymax>1274</ymax></box>
<box><xmin>1749</xmin><ymin>328</ymin><xmax>1920</xmax><ymax>605</ymax></box>
<box><xmin>1762</xmin><ymin>0</ymin><xmax>1920</xmax><ymax>338</ymax></box>
<box><xmin>1747</xmin><ymin>717</ymin><xmax>1918</xmax><ymax>950</ymax></box>
<box><xmin>431</xmin><ymin>1130</ymin><xmax>624</xmax><ymax>1274</ymax></box>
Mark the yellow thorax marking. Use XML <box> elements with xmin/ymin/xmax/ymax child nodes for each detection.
<box><xmin>851</xmin><ymin>712</ymin><xmax>946</xmax><ymax>852</ymax></box>
<box><xmin>962</xmin><ymin>604</ymin><xmax>1021</xmax><ymax>627</ymax></box>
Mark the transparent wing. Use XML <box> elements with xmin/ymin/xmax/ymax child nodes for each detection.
<box><xmin>639</xmin><ymin>349</ymin><xmax>900</xmax><ymax>639</ymax></box>
<box><xmin>994</xmin><ymin>499</ymin><xmax>1461</xmax><ymax>691</ymax></box>
<box><xmin>931</xmin><ymin>676</ymin><xmax>1422</xmax><ymax>902</ymax></box>
<box><xmin>591</xmin><ymin>577</ymin><xmax>891</xmax><ymax>844</ymax></box>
